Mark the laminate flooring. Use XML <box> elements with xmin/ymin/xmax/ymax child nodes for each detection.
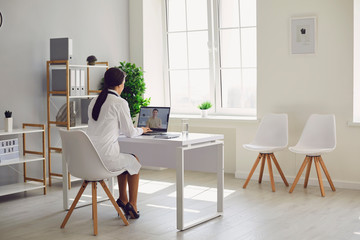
<box><xmin>1</xmin><ymin>169</ymin><xmax>360</xmax><ymax>240</ymax></box>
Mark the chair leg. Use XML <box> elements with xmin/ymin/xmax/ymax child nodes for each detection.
<box><xmin>304</xmin><ymin>157</ymin><xmax>313</xmax><ymax>188</ymax></box>
<box><xmin>289</xmin><ymin>156</ymin><xmax>310</xmax><ymax>193</ymax></box>
<box><xmin>318</xmin><ymin>156</ymin><xmax>336</xmax><ymax>191</ymax></box>
<box><xmin>258</xmin><ymin>155</ymin><xmax>266</xmax><ymax>183</ymax></box>
<box><xmin>314</xmin><ymin>157</ymin><xmax>325</xmax><ymax>197</ymax></box>
<box><xmin>243</xmin><ymin>153</ymin><xmax>262</xmax><ymax>189</ymax></box>
<box><xmin>270</xmin><ymin>153</ymin><xmax>289</xmax><ymax>187</ymax></box>
<box><xmin>99</xmin><ymin>180</ymin><xmax>129</xmax><ymax>226</ymax></box>
<box><xmin>266</xmin><ymin>154</ymin><xmax>276</xmax><ymax>192</ymax></box>
<box><xmin>61</xmin><ymin>181</ymin><xmax>89</xmax><ymax>229</ymax></box>
<box><xmin>92</xmin><ymin>182</ymin><xmax>98</xmax><ymax>236</ymax></box>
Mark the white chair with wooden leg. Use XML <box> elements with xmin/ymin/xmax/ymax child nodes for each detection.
<box><xmin>289</xmin><ymin>114</ymin><xmax>336</xmax><ymax>197</ymax></box>
<box><xmin>243</xmin><ymin>113</ymin><xmax>289</xmax><ymax>192</ymax></box>
<box><xmin>59</xmin><ymin>129</ymin><xmax>129</xmax><ymax>236</ymax></box>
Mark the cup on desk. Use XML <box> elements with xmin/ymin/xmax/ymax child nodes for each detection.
<box><xmin>181</xmin><ymin>119</ymin><xmax>189</xmax><ymax>137</ymax></box>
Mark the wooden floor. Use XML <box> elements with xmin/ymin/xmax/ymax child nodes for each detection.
<box><xmin>1</xmin><ymin>169</ymin><xmax>360</xmax><ymax>240</ymax></box>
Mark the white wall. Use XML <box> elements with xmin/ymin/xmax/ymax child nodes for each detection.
<box><xmin>253</xmin><ymin>0</ymin><xmax>357</xmax><ymax>188</ymax></box>
<box><xmin>130</xmin><ymin>0</ymin><xmax>166</xmax><ymax>106</ymax></box>
<box><xmin>129</xmin><ymin>0</ymin><xmax>143</xmax><ymax>68</ymax></box>
<box><xmin>0</xmin><ymin>0</ymin><xmax>130</xmax><ymax>184</ymax></box>
<box><xmin>143</xmin><ymin>0</ymin><xmax>166</xmax><ymax>106</ymax></box>
<box><xmin>135</xmin><ymin>0</ymin><xmax>360</xmax><ymax>189</ymax></box>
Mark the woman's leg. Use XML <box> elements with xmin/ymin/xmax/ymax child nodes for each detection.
<box><xmin>128</xmin><ymin>173</ymin><xmax>139</xmax><ymax>211</ymax></box>
<box><xmin>128</xmin><ymin>156</ymin><xmax>140</xmax><ymax>211</ymax></box>
<box><xmin>117</xmin><ymin>172</ymin><xmax>128</xmax><ymax>204</ymax></box>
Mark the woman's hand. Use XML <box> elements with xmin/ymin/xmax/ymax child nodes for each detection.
<box><xmin>141</xmin><ymin>127</ymin><xmax>152</xmax><ymax>133</ymax></box>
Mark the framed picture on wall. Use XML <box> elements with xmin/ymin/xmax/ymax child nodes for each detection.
<box><xmin>290</xmin><ymin>17</ymin><xmax>316</xmax><ymax>54</ymax></box>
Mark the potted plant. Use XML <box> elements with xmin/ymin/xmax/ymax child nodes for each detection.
<box><xmin>198</xmin><ymin>101</ymin><xmax>212</xmax><ymax>118</ymax></box>
<box><xmin>118</xmin><ymin>62</ymin><xmax>151</xmax><ymax>119</ymax></box>
<box><xmin>4</xmin><ymin>110</ymin><xmax>12</xmax><ymax>132</ymax></box>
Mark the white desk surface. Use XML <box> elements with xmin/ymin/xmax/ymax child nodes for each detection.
<box><xmin>118</xmin><ymin>132</ymin><xmax>224</xmax><ymax>172</ymax></box>
<box><xmin>118</xmin><ymin>132</ymin><xmax>224</xmax><ymax>146</ymax></box>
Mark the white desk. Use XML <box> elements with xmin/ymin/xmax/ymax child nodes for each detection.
<box><xmin>118</xmin><ymin>132</ymin><xmax>224</xmax><ymax>231</ymax></box>
<box><xmin>62</xmin><ymin>132</ymin><xmax>224</xmax><ymax>231</ymax></box>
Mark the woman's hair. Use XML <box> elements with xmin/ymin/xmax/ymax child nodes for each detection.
<box><xmin>92</xmin><ymin>68</ymin><xmax>125</xmax><ymax>121</ymax></box>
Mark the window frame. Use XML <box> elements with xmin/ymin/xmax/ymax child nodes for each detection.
<box><xmin>164</xmin><ymin>0</ymin><xmax>257</xmax><ymax>117</ymax></box>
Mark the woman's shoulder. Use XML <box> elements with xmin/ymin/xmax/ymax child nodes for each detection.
<box><xmin>111</xmin><ymin>96</ymin><xmax>128</xmax><ymax>107</ymax></box>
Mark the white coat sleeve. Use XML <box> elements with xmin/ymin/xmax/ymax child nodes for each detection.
<box><xmin>117</xmin><ymin>100</ymin><xmax>143</xmax><ymax>138</ymax></box>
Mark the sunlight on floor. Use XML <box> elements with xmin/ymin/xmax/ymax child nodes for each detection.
<box><xmin>138</xmin><ymin>180</ymin><xmax>174</xmax><ymax>194</ymax></box>
<box><xmin>112</xmin><ymin>179</ymin><xmax>175</xmax><ymax>194</ymax></box>
<box><xmin>113</xmin><ymin>179</ymin><xmax>235</xmax><ymax>202</ymax></box>
<box><xmin>167</xmin><ymin>185</ymin><xmax>235</xmax><ymax>202</ymax></box>
<box><xmin>146</xmin><ymin>204</ymin><xmax>200</xmax><ymax>213</ymax></box>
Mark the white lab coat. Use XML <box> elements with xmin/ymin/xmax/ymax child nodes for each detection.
<box><xmin>86</xmin><ymin>89</ymin><xmax>143</xmax><ymax>174</ymax></box>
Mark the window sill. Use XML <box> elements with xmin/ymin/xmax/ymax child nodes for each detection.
<box><xmin>170</xmin><ymin>114</ymin><xmax>258</xmax><ymax>123</ymax></box>
<box><xmin>347</xmin><ymin>121</ymin><xmax>360</xmax><ymax>127</ymax></box>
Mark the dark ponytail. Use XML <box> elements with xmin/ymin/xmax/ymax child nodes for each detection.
<box><xmin>92</xmin><ymin>68</ymin><xmax>125</xmax><ymax>121</ymax></box>
<box><xmin>92</xmin><ymin>87</ymin><xmax>109</xmax><ymax>121</ymax></box>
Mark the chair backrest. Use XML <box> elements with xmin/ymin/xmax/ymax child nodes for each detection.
<box><xmin>251</xmin><ymin>113</ymin><xmax>288</xmax><ymax>147</ymax></box>
<box><xmin>295</xmin><ymin>114</ymin><xmax>336</xmax><ymax>149</ymax></box>
<box><xmin>59</xmin><ymin>129</ymin><xmax>115</xmax><ymax>181</ymax></box>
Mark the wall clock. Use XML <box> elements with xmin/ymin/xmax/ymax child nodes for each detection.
<box><xmin>0</xmin><ymin>12</ymin><xmax>2</xmax><ymax>28</ymax></box>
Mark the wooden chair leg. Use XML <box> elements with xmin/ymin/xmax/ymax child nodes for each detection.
<box><xmin>304</xmin><ymin>157</ymin><xmax>313</xmax><ymax>188</ymax></box>
<box><xmin>314</xmin><ymin>157</ymin><xmax>325</xmax><ymax>197</ymax></box>
<box><xmin>258</xmin><ymin>155</ymin><xmax>266</xmax><ymax>183</ymax></box>
<box><xmin>270</xmin><ymin>153</ymin><xmax>289</xmax><ymax>187</ymax></box>
<box><xmin>266</xmin><ymin>154</ymin><xmax>276</xmax><ymax>192</ymax></box>
<box><xmin>99</xmin><ymin>180</ymin><xmax>129</xmax><ymax>226</ymax></box>
<box><xmin>68</xmin><ymin>172</ymin><xmax>71</xmax><ymax>190</ymax></box>
<box><xmin>92</xmin><ymin>182</ymin><xmax>98</xmax><ymax>236</ymax></box>
<box><xmin>289</xmin><ymin>156</ymin><xmax>309</xmax><ymax>193</ymax></box>
<box><xmin>318</xmin><ymin>156</ymin><xmax>336</xmax><ymax>191</ymax></box>
<box><xmin>61</xmin><ymin>181</ymin><xmax>89</xmax><ymax>229</ymax></box>
<box><xmin>243</xmin><ymin>153</ymin><xmax>262</xmax><ymax>189</ymax></box>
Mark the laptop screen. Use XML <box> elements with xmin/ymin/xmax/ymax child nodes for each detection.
<box><xmin>137</xmin><ymin>107</ymin><xmax>170</xmax><ymax>132</ymax></box>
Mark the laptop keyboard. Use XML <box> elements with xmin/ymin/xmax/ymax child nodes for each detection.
<box><xmin>142</xmin><ymin>132</ymin><xmax>165</xmax><ymax>136</ymax></box>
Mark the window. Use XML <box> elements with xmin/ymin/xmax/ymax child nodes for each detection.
<box><xmin>165</xmin><ymin>0</ymin><xmax>257</xmax><ymax>116</ymax></box>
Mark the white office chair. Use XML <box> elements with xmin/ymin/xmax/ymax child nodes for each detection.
<box><xmin>243</xmin><ymin>113</ymin><xmax>289</xmax><ymax>192</ymax></box>
<box><xmin>289</xmin><ymin>114</ymin><xmax>336</xmax><ymax>197</ymax></box>
<box><xmin>59</xmin><ymin>129</ymin><xmax>129</xmax><ymax>236</ymax></box>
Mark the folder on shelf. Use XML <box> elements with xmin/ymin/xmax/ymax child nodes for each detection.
<box><xmin>80</xmin><ymin>70</ymin><xmax>86</xmax><ymax>95</ymax></box>
<box><xmin>70</xmin><ymin>69</ymin><xmax>76</xmax><ymax>96</ymax></box>
<box><xmin>75</xmin><ymin>70</ymin><xmax>81</xmax><ymax>96</ymax></box>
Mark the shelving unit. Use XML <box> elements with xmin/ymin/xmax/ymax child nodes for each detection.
<box><xmin>0</xmin><ymin>123</ymin><xmax>46</xmax><ymax>196</ymax></box>
<box><xmin>46</xmin><ymin>60</ymin><xmax>108</xmax><ymax>187</ymax></box>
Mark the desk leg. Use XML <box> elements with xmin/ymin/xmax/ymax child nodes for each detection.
<box><xmin>62</xmin><ymin>154</ymin><xmax>69</xmax><ymax>210</ymax></box>
<box><xmin>176</xmin><ymin>147</ymin><xmax>185</xmax><ymax>231</ymax></box>
<box><xmin>176</xmin><ymin>141</ymin><xmax>224</xmax><ymax>231</ymax></box>
<box><xmin>217</xmin><ymin>142</ymin><xmax>224</xmax><ymax>213</ymax></box>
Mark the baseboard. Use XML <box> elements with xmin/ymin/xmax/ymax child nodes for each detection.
<box><xmin>235</xmin><ymin>171</ymin><xmax>360</xmax><ymax>190</ymax></box>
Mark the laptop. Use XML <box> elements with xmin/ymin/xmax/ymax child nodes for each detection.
<box><xmin>137</xmin><ymin>107</ymin><xmax>171</xmax><ymax>136</ymax></box>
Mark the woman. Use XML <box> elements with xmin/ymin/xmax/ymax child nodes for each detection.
<box><xmin>87</xmin><ymin>67</ymin><xmax>151</xmax><ymax>219</ymax></box>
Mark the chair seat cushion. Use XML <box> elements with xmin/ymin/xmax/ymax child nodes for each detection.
<box><xmin>243</xmin><ymin>144</ymin><xmax>286</xmax><ymax>153</ymax></box>
<box><xmin>288</xmin><ymin>146</ymin><xmax>335</xmax><ymax>156</ymax></box>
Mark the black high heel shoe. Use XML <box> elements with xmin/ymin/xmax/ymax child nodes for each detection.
<box><xmin>116</xmin><ymin>198</ymin><xmax>129</xmax><ymax>216</ymax></box>
<box><xmin>126</xmin><ymin>202</ymin><xmax>140</xmax><ymax>219</ymax></box>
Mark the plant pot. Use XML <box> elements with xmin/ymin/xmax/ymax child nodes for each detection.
<box><xmin>5</xmin><ymin>118</ymin><xmax>13</xmax><ymax>132</ymax></box>
<box><xmin>201</xmin><ymin>109</ymin><xmax>208</xmax><ymax>118</ymax></box>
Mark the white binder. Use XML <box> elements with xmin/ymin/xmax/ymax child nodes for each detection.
<box><xmin>75</xmin><ymin>70</ymin><xmax>81</xmax><ymax>96</ymax></box>
<box><xmin>80</xmin><ymin>70</ymin><xmax>86</xmax><ymax>95</ymax></box>
<box><xmin>70</xmin><ymin>69</ymin><xmax>76</xmax><ymax>96</ymax></box>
